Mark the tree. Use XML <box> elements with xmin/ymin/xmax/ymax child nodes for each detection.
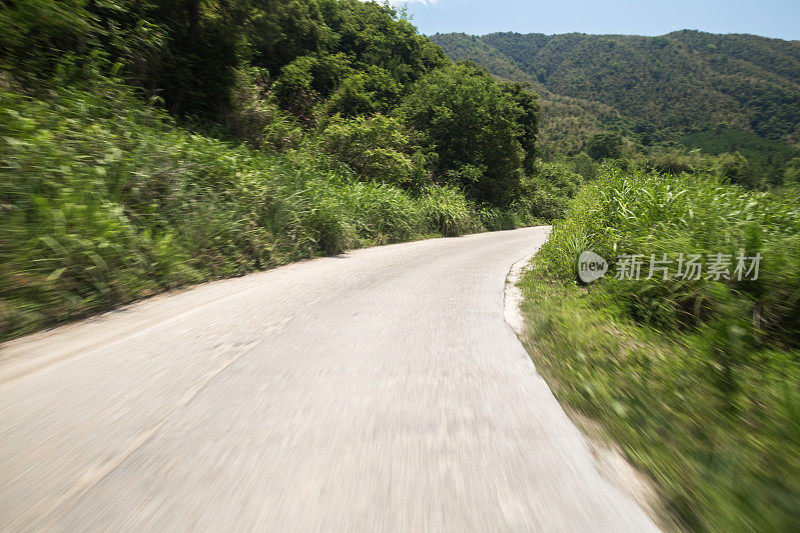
<box><xmin>500</xmin><ymin>81</ymin><xmax>539</xmax><ymax>174</ymax></box>
<box><xmin>272</xmin><ymin>53</ymin><xmax>351</xmax><ymax>125</ymax></box>
<box><xmin>318</xmin><ymin>0</ymin><xmax>448</xmax><ymax>86</ymax></box>
<box><xmin>716</xmin><ymin>152</ymin><xmax>761</xmax><ymax>188</ymax></box>
<box><xmin>399</xmin><ymin>62</ymin><xmax>531</xmax><ymax>206</ymax></box>
<box><xmin>248</xmin><ymin>0</ymin><xmax>333</xmax><ymax>74</ymax></box>
<box><xmin>586</xmin><ymin>132</ymin><xmax>623</xmax><ymax>160</ymax></box>
<box><xmin>785</xmin><ymin>158</ymin><xmax>800</xmax><ymax>186</ymax></box>
<box><xmin>323</xmin><ymin>66</ymin><xmax>401</xmax><ymax>118</ymax></box>
<box><xmin>320</xmin><ymin>115</ymin><xmax>426</xmax><ymax>186</ymax></box>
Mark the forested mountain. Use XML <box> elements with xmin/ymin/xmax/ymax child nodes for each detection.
<box><xmin>431</xmin><ymin>30</ymin><xmax>800</xmax><ymax>147</ymax></box>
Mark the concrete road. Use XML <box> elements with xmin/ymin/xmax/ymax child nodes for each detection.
<box><xmin>0</xmin><ymin>227</ymin><xmax>657</xmax><ymax>531</ymax></box>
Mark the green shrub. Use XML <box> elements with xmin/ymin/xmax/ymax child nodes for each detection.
<box><xmin>399</xmin><ymin>62</ymin><xmax>530</xmax><ymax>206</ymax></box>
<box><xmin>419</xmin><ymin>186</ymin><xmax>478</xmax><ymax>237</ymax></box>
<box><xmin>322</xmin><ymin>66</ymin><xmax>402</xmax><ymax>118</ymax></box>
<box><xmin>538</xmin><ymin>165</ymin><xmax>800</xmax><ymax>344</ymax></box>
<box><xmin>225</xmin><ymin>67</ymin><xmax>304</xmax><ymax>151</ymax></box>
<box><xmin>514</xmin><ymin>162</ymin><xmax>583</xmax><ymax>221</ymax></box>
<box><xmin>478</xmin><ymin>207</ymin><xmax>518</xmax><ymax>231</ymax></box>
<box><xmin>319</xmin><ymin>115</ymin><xmax>426</xmax><ymax>187</ymax></box>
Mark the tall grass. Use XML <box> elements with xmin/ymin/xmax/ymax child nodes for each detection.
<box><xmin>521</xmin><ymin>165</ymin><xmax>800</xmax><ymax>530</ymax></box>
<box><xmin>538</xmin><ymin>165</ymin><xmax>800</xmax><ymax>344</ymax></box>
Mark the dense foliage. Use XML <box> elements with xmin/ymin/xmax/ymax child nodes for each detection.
<box><xmin>399</xmin><ymin>63</ymin><xmax>536</xmax><ymax>205</ymax></box>
<box><xmin>0</xmin><ymin>1</ymin><xmax>562</xmax><ymax>339</ymax></box>
<box><xmin>521</xmin><ymin>167</ymin><xmax>800</xmax><ymax>530</ymax></box>
<box><xmin>0</xmin><ymin>1</ymin><xmax>550</xmax><ymax>207</ymax></box>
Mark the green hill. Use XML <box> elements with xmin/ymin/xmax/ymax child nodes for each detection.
<box><xmin>451</xmin><ymin>31</ymin><xmax>800</xmax><ymax>142</ymax></box>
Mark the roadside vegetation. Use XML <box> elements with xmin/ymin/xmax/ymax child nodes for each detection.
<box><xmin>0</xmin><ymin>1</ymin><xmax>588</xmax><ymax>340</ymax></box>
<box><xmin>519</xmin><ymin>166</ymin><xmax>800</xmax><ymax>530</ymax></box>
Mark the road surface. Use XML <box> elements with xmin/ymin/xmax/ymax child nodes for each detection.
<box><xmin>0</xmin><ymin>227</ymin><xmax>658</xmax><ymax>531</ymax></box>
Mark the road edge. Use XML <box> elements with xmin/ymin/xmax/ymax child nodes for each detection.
<box><xmin>502</xmin><ymin>232</ymin><xmax>665</xmax><ymax>531</ymax></box>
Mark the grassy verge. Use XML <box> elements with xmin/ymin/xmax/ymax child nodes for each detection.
<box><xmin>518</xmin><ymin>166</ymin><xmax>800</xmax><ymax>531</ymax></box>
<box><xmin>0</xmin><ymin>76</ymin><xmax>546</xmax><ymax>341</ymax></box>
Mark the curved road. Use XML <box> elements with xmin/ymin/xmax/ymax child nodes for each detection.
<box><xmin>0</xmin><ymin>227</ymin><xmax>657</xmax><ymax>531</ymax></box>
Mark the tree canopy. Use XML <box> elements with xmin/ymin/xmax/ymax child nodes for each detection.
<box><xmin>0</xmin><ymin>0</ymin><xmax>539</xmax><ymax>205</ymax></box>
<box><xmin>399</xmin><ymin>63</ymin><xmax>536</xmax><ymax>205</ymax></box>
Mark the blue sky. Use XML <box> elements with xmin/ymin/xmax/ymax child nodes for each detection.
<box><xmin>392</xmin><ymin>0</ymin><xmax>800</xmax><ymax>41</ymax></box>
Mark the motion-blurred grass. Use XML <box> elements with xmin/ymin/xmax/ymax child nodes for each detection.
<box><xmin>520</xmin><ymin>166</ymin><xmax>800</xmax><ymax>530</ymax></box>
